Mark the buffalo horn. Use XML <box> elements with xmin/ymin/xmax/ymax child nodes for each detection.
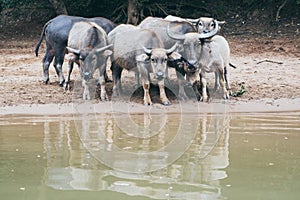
<box><xmin>198</xmin><ymin>19</ymin><xmax>219</xmax><ymax>39</ymax></box>
<box><xmin>95</xmin><ymin>44</ymin><xmax>113</xmax><ymax>53</ymax></box>
<box><xmin>166</xmin><ymin>22</ymin><xmax>185</xmax><ymax>41</ymax></box>
<box><xmin>142</xmin><ymin>46</ymin><xmax>152</xmax><ymax>56</ymax></box>
<box><xmin>217</xmin><ymin>20</ymin><xmax>226</xmax><ymax>25</ymax></box>
<box><xmin>66</xmin><ymin>47</ymin><xmax>80</xmax><ymax>55</ymax></box>
<box><xmin>166</xmin><ymin>43</ymin><xmax>178</xmax><ymax>55</ymax></box>
<box><xmin>186</xmin><ymin>18</ymin><xmax>200</xmax><ymax>25</ymax></box>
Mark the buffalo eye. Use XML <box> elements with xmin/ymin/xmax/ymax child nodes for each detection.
<box><xmin>210</xmin><ymin>22</ymin><xmax>215</xmax><ymax>28</ymax></box>
<box><xmin>198</xmin><ymin>22</ymin><xmax>203</xmax><ymax>26</ymax></box>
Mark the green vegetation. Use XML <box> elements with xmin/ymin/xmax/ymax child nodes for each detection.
<box><xmin>0</xmin><ymin>0</ymin><xmax>299</xmax><ymax>25</ymax></box>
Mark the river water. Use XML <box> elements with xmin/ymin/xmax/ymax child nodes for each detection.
<box><xmin>0</xmin><ymin>112</ymin><xmax>300</xmax><ymax>200</ymax></box>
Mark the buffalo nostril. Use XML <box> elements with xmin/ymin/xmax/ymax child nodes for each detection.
<box><xmin>157</xmin><ymin>72</ymin><xmax>164</xmax><ymax>77</ymax></box>
<box><xmin>156</xmin><ymin>72</ymin><xmax>164</xmax><ymax>80</ymax></box>
<box><xmin>203</xmin><ymin>30</ymin><xmax>210</xmax><ymax>33</ymax></box>
<box><xmin>83</xmin><ymin>72</ymin><xmax>92</xmax><ymax>79</ymax></box>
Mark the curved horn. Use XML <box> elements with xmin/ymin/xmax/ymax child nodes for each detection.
<box><xmin>216</xmin><ymin>20</ymin><xmax>226</xmax><ymax>25</ymax></box>
<box><xmin>186</xmin><ymin>18</ymin><xmax>200</xmax><ymax>25</ymax></box>
<box><xmin>95</xmin><ymin>44</ymin><xmax>113</xmax><ymax>53</ymax></box>
<box><xmin>142</xmin><ymin>46</ymin><xmax>152</xmax><ymax>56</ymax></box>
<box><xmin>166</xmin><ymin>43</ymin><xmax>178</xmax><ymax>55</ymax></box>
<box><xmin>66</xmin><ymin>47</ymin><xmax>80</xmax><ymax>55</ymax></box>
<box><xmin>198</xmin><ymin>19</ymin><xmax>219</xmax><ymax>39</ymax></box>
<box><xmin>166</xmin><ymin>22</ymin><xmax>185</xmax><ymax>41</ymax></box>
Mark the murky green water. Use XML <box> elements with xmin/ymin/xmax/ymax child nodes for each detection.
<box><xmin>0</xmin><ymin>112</ymin><xmax>300</xmax><ymax>200</ymax></box>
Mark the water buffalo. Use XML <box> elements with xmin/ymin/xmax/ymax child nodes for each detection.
<box><xmin>66</xmin><ymin>21</ymin><xmax>112</xmax><ymax>100</ymax></box>
<box><xmin>108</xmin><ymin>24</ymin><xmax>181</xmax><ymax>106</ymax></box>
<box><xmin>165</xmin><ymin>15</ymin><xmax>225</xmax><ymax>34</ymax></box>
<box><xmin>165</xmin><ymin>15</ymin><xmax>233</xmax><ymax>92</ymax></box>
<box><xmin>138</xmin><ymin>17</ymin><xmax>197</xmax><ymax>100</ymax></box>
<box><xmin>35</xmin><ymin>15</ymin><xmax>116</xmax><ymax>86</ymax></box>
<box><xmin>167</xmin><ymin>27</ymin><xmax>231</xmax><ymax>101</ymax></box>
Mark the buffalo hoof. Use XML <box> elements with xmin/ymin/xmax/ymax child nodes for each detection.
<box><xmin>64</xmin><ymin>83</ymin><xmax>71</xmax><ymax>91</ymax></box>
<box><xmin>162</xmin><ymin>101</ymin><xmax>171</xmax><ymax>106</ymax></box>
<box><xmin>44</xmin><ymin>79</ymin><xmax>49</xmax><ymax>85</ymax></box>
<box><xmin>101</xmin><ymin>96</ymin><xmax>109</xmax><ymax>101</ymax></box>
<box><xmin>59</xmin><ymin>80</ymin><xmax>65</xmax><ymax>87</ymax></box>
<box><xmin>224</xmin><ymin>95</ymin><xmax>230</xmax><ymax>100</ymax></box>
<box><xmin>200</xmin><ymin>97</ymin><xmax>209</xmax><ymax>102</ymax></box>
<box><xmin>144</xmin><ymin>102</ymin><xmax>153</xmax><ymax>106</ymax></box>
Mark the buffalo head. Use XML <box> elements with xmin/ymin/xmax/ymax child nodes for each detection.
<box><xmin>67</xmin><ymin>44</ymin><xmax>112</xmax><ymax>80</ymax></box>
<box><xmin>136</xmin><ymin>43</ymin><xmax>179</xmax><ymax>81</ymax></box>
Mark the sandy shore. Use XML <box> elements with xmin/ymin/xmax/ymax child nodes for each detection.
<box><xmin>1</xmin><ymin>97</ymin><xmax>300</xmax><ymax>116</ymax></box>
<box><xmin>0</xmin><ymin>35</ymin><xmax>300</xmax><ymax>115</ymax></box>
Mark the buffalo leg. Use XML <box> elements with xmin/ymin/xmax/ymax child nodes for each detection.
<box><xmin>142</xmin><ymin>82</ymin><xmax>152</xmax><ymax>106</ymax></box>
<box><xmin>111</xmin><ymin>62</ymin><xmax>123</xmax><ymax>96</ymax></box>
<box><xmin>98</xmin><ymin>65</ymin><xmax>108</xmax><ymax>101</ymax></box>
<box><xmin>214</xmin><ymin>71</ymin><xmax>220</xmax><ymax>91</ymax></box>
<box><xmin>138</xmin><ymin>65</ymin><xmax>152</xmax><ymax>106</ymax></box>
<box><xmin>218</xmin><ymin>69</ymin><xmax>229</xmax><ymax>100</ymax></box>
<box><xmin>193</xmin><ymin>80</ymin><xmax>202</xmax><ymax>101</ymax></box>
<box><xmin>158</xmin><ymin>79</ymin><xmax>171</xmax><ymax>106</ymax></box>
<box><xmin>65</xmin><ymin>59</ymin><xmax>74</xmax><ymax>91</ymax></box>
<box><xmin>42</xmin><ymin>45</ymin><xmax>54</xmax><ymax>84</ymax></box>
<box><xmin>224</xmin><ymin>66</ymin><xmax>232</xmax><ymax>95</ymax></box>
<box><xmin>53</xmin><ymin>47</ymin><xmax>66</xmax><ymax>86</ymax></box>
<box><xmin>200</xmin><ymin>73</ymin><xmax>208</xmax><ymax>102</ymax></box>
<box><xmin>134</xmin><ymin>69</ymin><xmax>140</xmax><ymax>89</ymax></box>
<box><xmin>104</xmin><ymin>70</ymin><xmax>112</xmax><ymax>82</ymax></box>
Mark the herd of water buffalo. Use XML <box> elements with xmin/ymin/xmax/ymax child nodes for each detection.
<box><xmin>35</xmin><ymin>14</ymin><xmax>235</xmax><ymax>105</ymax></box>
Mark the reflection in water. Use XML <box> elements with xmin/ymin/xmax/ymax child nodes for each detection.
<box><xmin>1</xmin><ymin>112</ymin><xmax>300</xmax><ymax>199</ymax></box>
<box><xmin>43</xmin><ymin>113</ymin><xmax>230</xmax><ymax>199</ymax></box>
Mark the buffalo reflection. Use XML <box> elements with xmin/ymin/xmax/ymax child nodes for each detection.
<box><xmin>43</xmin><ymin>113</ymin><xmax>230</xmax><ymax>199</ymax></box>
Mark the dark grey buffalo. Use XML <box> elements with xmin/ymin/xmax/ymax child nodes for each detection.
<box><xmin>35</xmin><ymin>15</ymin><xmax>116</xmax><ymax>86</ymax></box>
<box><xmin>108</xmin><ymin>24</ymin><xmax>181</xmax><ymax>106</ymax></box>
<box><xmin>66</xmin><ymin>21</ymin><xmax>112</xmax><ymax>100</ymax></box>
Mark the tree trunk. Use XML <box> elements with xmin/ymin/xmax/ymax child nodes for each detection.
<box><xmin>48</xmin><ymin>0</ymin><xmax>68</xmax><ymax>15</ymax></box>
<box><xmin>127</xmin><ymin>0</ymin><xmax>139</xmax><ymax>25</ymax></box>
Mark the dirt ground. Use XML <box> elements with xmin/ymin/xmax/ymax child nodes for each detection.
<box><xmin>0</xmin><ymin>25</ymin><xmax>300</xmax><ymax>112</ymax></box>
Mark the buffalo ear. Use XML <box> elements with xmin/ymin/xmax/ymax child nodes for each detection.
<box><xmin>65</xmin><ymin>53</ymin><xmax>77</xmax><ymax>62</ymax></box>
<box><xmin>168</xmin><ymin>51</ymin><xmax>181</xmax><ymax>60</ymax></box>
<box><xmin>103</xmin><ymin>49</ymin><xmax>112</xmax><ymax>57</ymax></box>
<box><xmin>136</xmin><ymin>53</ymin><xmax>150</xmax><ymax>62</ymax></box>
